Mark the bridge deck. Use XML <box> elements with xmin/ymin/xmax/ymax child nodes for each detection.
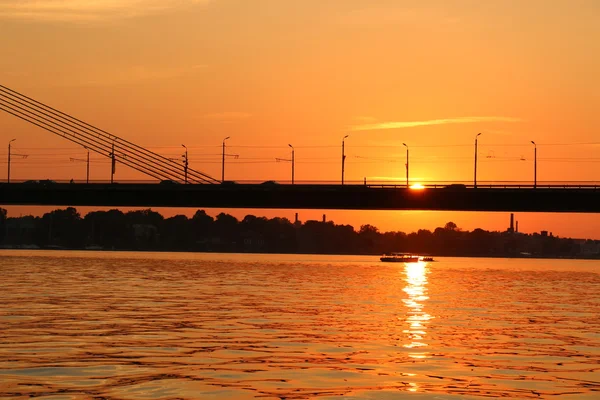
<box><xmin>1</xmin><ymin>183</ymin><xmax>598</xmax><ymax>212</ymax></box>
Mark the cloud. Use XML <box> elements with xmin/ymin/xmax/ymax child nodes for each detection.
<box><xmin>351</xmin><ymin>116</ymin><xmax>523</xmax><ymax>132</ymax></box>
<box><xmin>0</xmin><ymin>0</ymin><xmax>211</xmax><ymax>21</ymax></box>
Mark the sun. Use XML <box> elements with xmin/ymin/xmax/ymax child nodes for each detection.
<box><xmin>410</xmin><ymin>183</ymin><xmax>425</xmax><ymax>190</ymax></box>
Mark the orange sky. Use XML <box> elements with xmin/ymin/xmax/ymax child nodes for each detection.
<box><xmin>1</xmin><ymin>0</ymin><xmax>599</xmax><ymax>238</ymax></box>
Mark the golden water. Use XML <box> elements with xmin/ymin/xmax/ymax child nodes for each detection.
<box><xmin>0</xmin><ymin>251</ymin><xmax>598</xmax><ymax>399</ymax></box>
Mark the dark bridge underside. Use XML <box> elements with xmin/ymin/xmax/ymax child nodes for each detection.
<box><xmin>1</xmin><ymin>184</ymin><xmax>599</xmax><ymax>213</ymax></box>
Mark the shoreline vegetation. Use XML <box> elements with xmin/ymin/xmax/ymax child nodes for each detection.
<box><xmin>1</xmin><ymin>207</ymin><xmax>598</xmax><ymax>260</ymax></box>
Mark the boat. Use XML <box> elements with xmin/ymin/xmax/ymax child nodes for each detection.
<box><xmin>380</xmin><ymin>253</ymin><xmax>435</xmax><ymax>262</ymax></box>
<box><xmin>380</xmin><ymin>253</ymin><xmax>421</xmax><ymax>263</ymax></box>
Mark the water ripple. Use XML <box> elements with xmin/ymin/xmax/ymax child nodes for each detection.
<box><xmin>0</xmin><ymin>252</ymin><xmax>598</xmax><ymax>399</ymax></box>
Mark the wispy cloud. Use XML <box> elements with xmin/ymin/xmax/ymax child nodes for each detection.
<box><xmin>0</xmin><ymin>0</ymin><xmax>211</xmax><ymax>21</ymax></box>
<box><xmin>351</xmin><ymin>116</ymin><xmax>523</xmax><ymax>132</ymax></box>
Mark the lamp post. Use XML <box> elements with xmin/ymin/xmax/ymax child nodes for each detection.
<box><xmin>474</xmin><ymin>133</ymin><xmax>482</xmax><ymax>188</ymax></box>
<box><xmin>86</xmin><ymin>150</ymin><xmax>90</xmax><ymax>184</ymax></box>
<box><xmin>181</xmin><ymin>144</ymin><xmax>188</xmax><ymax>184</ymax></box>
<box><xmin>531</xmin><ymin>141</ymin><xmax>537</xmax><ymax>189</ymax></box>
<box><xmin>342</xmin><ymin>135</ymin><xmax>349</xmax><ymax>185</ymax></box>
<box><xmin>402</xmin><ymin>143</ymin><xmax>409</xmax><ymax>188</ymax></box>
<box><xmin>7</xmin><ymin>138</ymin><xmax>16</xmax><ymax>183</ymax></box>
<box><xmin>109</xmin><ymin>141</ymin><xmax>116</xmax><ymax>184</ymax></box>
<box><xmin>222</xmin><ymin>136</ymin><xmax>230</xmax><ymax>182</ymax></box>
<box><xmin>288</xmin><ymin>144</ymin><xmax>295</xmax><ymax>184</ymax></box>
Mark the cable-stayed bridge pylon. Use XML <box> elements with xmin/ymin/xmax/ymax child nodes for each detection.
<box><xmin>0</xmin><ymin>84</ymin><xmax>220</xmax><ymax>184</ymax></box>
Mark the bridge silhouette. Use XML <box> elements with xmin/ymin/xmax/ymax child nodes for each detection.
<box><xmin>2</xmin><ymin>85</ymin><xmax>599</xmax><ymax>213</ymax></box>
<box><xmin>0</xmin><ymin>182</ymin><xmax>598</xmax><ymax>213</ymax></box>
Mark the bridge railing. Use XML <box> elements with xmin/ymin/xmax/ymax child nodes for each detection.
<box><xmin>2</xmin><ymin>179</ymin><xmax>599</xmax><ymax>189</ymax></box>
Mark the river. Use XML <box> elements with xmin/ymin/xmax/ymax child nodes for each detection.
<box><xmin>0</xmin><ymin>250</ymin><xmax>598</xmax><ymax>399</ymax></box>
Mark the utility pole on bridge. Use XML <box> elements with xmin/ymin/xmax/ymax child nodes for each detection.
<box><xmin>109</xmin><ymin>142</ymin><xmax>116</xmax><ymax>184</ymax></box>
<box><xmin>7</xmin><ymin>138</ymin><xmax>15</xmax><ymax>183</ymax></box>
<box><xmin>474</xmin><ymin>132</ymin><xmax>482</xmax><ymax>188</ymax></box>
<box><xmin>182</xmin><ymin>144</ymin><xmax>188</xmax><ymax>184</ymax></box>
<box><xmin>402</xmin><ymin>142</ymin><xmax>409</xmax><ymax>188</ymax></box>
<box><xmin>531</xmin><ymin>141</ymin><xmax>537</xmax><ymax>189</ymax></box>
<box><xmin>342</xmin><ymin>135</ymin><xmax>349</xmax><ymax>185</ymax></box>
<box><xmin>7</xmin><ymin>139</ymin><xmax>27</xmax><ymax>183</ymax></box>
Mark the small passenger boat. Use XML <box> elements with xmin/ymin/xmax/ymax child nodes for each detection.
<box><xmin>380</xmin><ymin>253</ymin><xmax>435</xmax><ymax>262</ymax></box>
<box><xmin>380</xmin><ymin>253</ymin><xmax>421</xmax><ymax>263</ymax></box>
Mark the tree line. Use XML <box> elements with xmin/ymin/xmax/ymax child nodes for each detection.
<box><xmin>0</xmin><ymin>207</ymin><xmax>598</xmax><ymax>258</ymax></box>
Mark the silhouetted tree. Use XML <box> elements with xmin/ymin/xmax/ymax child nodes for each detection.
<box><xmin>0</xmin><ymin>207</ymin><xmax>597</xmax><ymax>259</ymax></box>
<box><xmin>0</xmin><ymin>208</ymin><xmax>6</xmax><ymax>243</ymax></box>
<box><xmin>190</xmin><ymin>210</ymin><xmax>214</xmax><ymax>248</ymax></box>
<box><xmin>84</xmin><ymin>209</ymin><xmax>128</xmax><ymax>249</ymax></box>
<box><xmin>39</xmin><ymin>207</ymin><xmax>83</xmax><ymax>248</ymax></box>
<box><xmin>444</xmin><ymin>221</ymin><xmax>458</xmax><ymax>231</ymax></box>
<box><xmin>162</xmin><ymin>215</ymin><xmax>191</xmax><ymax>250</ymax></box>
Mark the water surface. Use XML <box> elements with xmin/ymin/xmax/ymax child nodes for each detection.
<box><xmin>0</xmin><ymin>251</ymin><xmax>598</xmax><ymax>399</ymax></box>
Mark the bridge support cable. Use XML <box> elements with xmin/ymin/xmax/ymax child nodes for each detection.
<box><xmin>0</xmin><ymin>85</ymin><xmax>220</xmax><ymax>183</ymax></box>
<box><xmin>0</xmin><ymin>101</ymin><xmax>166</xmax><ymax>181</ymax></box>
<box><xmin>0</xmin><ymin>95</ymin><xmax>173</xmax><ymax>181</ymax></box>
<box><xmin>0</xmin><ymin>96</ymin><xmax>186</xmax><ymax>182</ymax></box>
<box><xmin>0</xmin><ymin>85</ymin><xmax>217</xmax><ymax>183</ymax></box>
<box><xmin>0</xmin><ymin>87</ymin><xmax>195</xmax><ymax>182</ymax></box>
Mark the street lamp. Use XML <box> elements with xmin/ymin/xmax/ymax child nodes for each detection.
<box><xmin>222</xmin><ymin>136</ymin><xmax>230</xmax><ymax>182</ymax></box>
<box><xmin>342</xmin><ymin>135</ymin><xmax>349</xmax><ymax>185</ymax></box>
<box><xmin>109</xmin><ymin>141</ymin><xmax>116</xmax><ymax>184</ymax></box>
<box><xmin>288</xmin><ymin>144</ymin><xmax>295</xmax><ymax>184</ymax></box>
<box><xmin>402</xmin><ymin>143</ymin><xmax>409</xmax><ymax>188</ymax></box>
<box><xmin>531</xmin><ymin>141</ymin><xmax>537</xmax><ymax>189</ymax></box>
<box><xmin>7</xmin><ymin>138</ymin><xmax>16</xmax><ymax>183</ymax></box>
<box><xmin>181</xmin><ymin>144</ymin><xmax>188</xmax><ymax>184</ymax></box>
<box><xmin>474</xmin><ymin>133</ymin><xmax>482</xmax><ymax>188</ymax></box>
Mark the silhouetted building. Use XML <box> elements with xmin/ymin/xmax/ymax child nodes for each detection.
<box><xmin>508</xmin><ymin>213</ymin><xmax>515</xmax><ymax>233</ymax></box>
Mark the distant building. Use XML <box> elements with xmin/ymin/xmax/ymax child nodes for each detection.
<box><xmin>507</xmin><ymin>213</ymin><xmax>515</xmax><ymax>233</ymax></box>
<box><xmin>574</xmin><ymin>239</ymin><xmax>600</xmax><ymax>256</ymax></box>
<box><xmin>132</xmin><ymin>224</ymin><xmax>158</xmax><ymax>245</ymax></box>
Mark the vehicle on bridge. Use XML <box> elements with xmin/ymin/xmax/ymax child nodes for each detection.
<box><xmin>444</xmin><ymin>184</ymin><xmax>467</xmax><ymax>189</ymax></box>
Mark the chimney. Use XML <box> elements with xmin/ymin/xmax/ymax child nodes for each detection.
<box><xmin>322</xmin><ymin>214</ymin><xmax>326</xmax><ymax>223</ymax></box>
<box><xmin>295</xmin><ymin>213</ymin><xmax>299</xmax><ymax>224</ymax></box>
<box><xmin>516</xmin><ymin>221</ymin><xmax>519</xmax><ymax>233</ymax></box>
<box><xmin>509</xmin><ymin>213</ymin><xmax>514</xmax><ymax>233</ymax></box>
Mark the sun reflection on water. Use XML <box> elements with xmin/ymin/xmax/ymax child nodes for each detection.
<box><xmin>402</xmin><ymin>261</ymin><xmax>432</xmax><ymax>359</ymax></box>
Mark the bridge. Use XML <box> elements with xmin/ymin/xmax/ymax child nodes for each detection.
<box><xmin>1</xmin><ymin>85</ymin><xmax>599</xmax><ymax>213</ymax></box>
<box><xmin>0</xmin><ymin>182</ymin><xmax>598</xmax><ymax>212</ymax></box>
